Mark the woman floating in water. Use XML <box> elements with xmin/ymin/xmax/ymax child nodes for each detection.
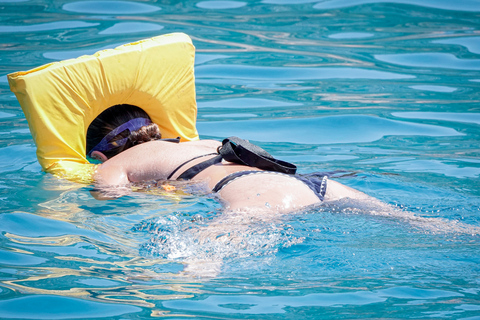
<box><xmin>85</xmin><ymin>104</ymin><xmax>480</xmax><ymax>277</ymax></box>
<box><xmin>87</xmin><ymin>104</ymin><xmax>374</xmax><ymax>213</ymax></box>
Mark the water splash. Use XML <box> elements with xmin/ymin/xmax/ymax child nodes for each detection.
<box><xmin>134</xmin><ymin>212</ymin><xmax>304</xmax><ymax>277</ymax></box>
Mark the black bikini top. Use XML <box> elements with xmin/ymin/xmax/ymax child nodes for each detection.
<box><xmin>157</xmin><ymin>137</ymin><xmax>219</xmax><ymax>180</ymax></box>
<box><xmin>168</xmin><ymin>137</ymin><xmax>297</xmax><ymax>181</ymax></box>
<box><xmin>159</xmin><ymin>137</ymin><xmax>182</xmax><ymax>143</ymax></box>
<box><xmin>167</xmin><ymin>153</ymin><xmax>222</xmax><ymax>180</ymax></box>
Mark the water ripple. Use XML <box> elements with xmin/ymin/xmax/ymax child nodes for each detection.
<box><xmin>197</xmin><ymin>1</ymin><xmax>247</xmax><ymax>9</ymax></box>
<box><xmin>62</xmin><ymin>1</ymin><xmax>161</xmax><ymax>14</ymax></box>
<box><xmin>409</xmin><ymin>85</ymin><xmax>457</xmax><ymax>93</ymax></box>
<box><xmin>98</xmin><ymin>22</ymin><xmax>163</xmax><ymax>35</ymax></box>
<box><xmin>0</xmin><ymin>295</ymin><xmax>141</xmax><ymax>319</ymax></box>
<box><xmin>196</xmin><ymin>65</ymin><xmax>415</xmax><ymax>80</ymax></box>
<box><xmin>434</xmin><ymin>36</ymin><xmax>480</xmax><ymax>54</ymax></box>
<box><xmin>375</xmin><ymin>53</ymin><xmax>480</xmax><ymax>70</ymax></box>
<box><xmin>199</xmin><ymin>97</ymin><xmax>302</xmax><ymax>109</ymax></box>
<box><xmin>43</xmin><ymin>42</ymin><xmax>124</xmax><ymax>60</ymax></box>
<box><xmin>381</xmin><ymin>159</ymin><xmax>480</xmax><ymax>178</ymax></box>
<box><xmin>392</xmin><ymin>112</ymin><xmax>480</xmax><ymax>125</ymax></box>
<box><xmin>197</xmin><ymin>115</ymin><xmax>461</xmax><ymax>144</ymax></box>
<box><xmin>312</xmin><ymin>0</ymin><xmax>480</xmax><ymax>12</ymax></box>
<box><xmin>329</xmin><ymin>32</ymin><xmax>375</xmax><ymax>39</ymax></box>
<box><xmin>0</xmin><ymin>21</ymin><xmax>99</xmax><ymax>33</ymax></box>
<box><xmin>163</xmin><ymin>285</ymin><xmax>463</xmax><ymax>314</ymax></box>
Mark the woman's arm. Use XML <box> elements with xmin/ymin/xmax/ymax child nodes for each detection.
<box><xmin>93</xmin><ymin>140</ymin><xmax>180</xmax><ymax>186</ymax></box>
<box><xmin>91</xmin><ymin>142</ymin><xmax>167</xmax><ymax>200</ymax></box>
<box><xmin>90</xmin><ymin>158</ymin><xmax>132</xmax><ymax>200</ymax></box>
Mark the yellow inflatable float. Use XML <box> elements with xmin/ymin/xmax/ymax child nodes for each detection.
<box><xmin>8</xmin><ymin>33</ymin><xmax>199</xmax><ymax>183</ymax></box>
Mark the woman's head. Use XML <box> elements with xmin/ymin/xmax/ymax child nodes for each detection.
<box><xmin>86</xmin><ymin>104</ymin><xmax>162</xmax><ymax>161</ymax></box>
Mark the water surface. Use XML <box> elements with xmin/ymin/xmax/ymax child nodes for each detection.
<box><xmin>0</xmin><ymin>0</ymin><xmax>479</xmax><ymax>319</ymax></box>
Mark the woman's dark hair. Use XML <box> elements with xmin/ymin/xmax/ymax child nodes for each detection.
<box><xmin>86</xmin><ymin>104</ymin><xmax>162</xmax><ymax>159</ymax></box>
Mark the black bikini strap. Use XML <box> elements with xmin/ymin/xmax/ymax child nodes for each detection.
<box><xmin>159</xmin><ymin>137</ymin><xmax>181</xmax><ymax>143</ymax></box>
<box><xmin>167</xmin><ymin>153</ymin><xmax>220</xmax><ymax>180</ymax></box>
<box><xmin>176</xmin><ymin>155</ymin><xmax>223</xmax><ymax>180</ymax></box>
<box><xmin>212</xmin><ymin>170</ymin><xmax>259</xmax><ymax>192</ymax></box>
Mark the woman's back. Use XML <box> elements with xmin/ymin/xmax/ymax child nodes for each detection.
<box><xmin>93</xmin><ymin>139</ymin><xmax>330</xmax><ymax>212</ymax></box>
<box><xmin>95</xmin><ymin>139</ymin><xmax>222</xmax><ymax>185</ymax></box>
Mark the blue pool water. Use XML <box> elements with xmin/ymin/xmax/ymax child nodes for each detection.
<box><xmin>1</xmin><ymin>0</ymin><xmax>480</xmax><ymax>318</ymax></box>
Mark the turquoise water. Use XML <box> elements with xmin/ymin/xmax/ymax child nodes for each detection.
<box><xmin>1</xmin><ymin>0</ymin><xmax>480</xmax><ymax>318</ymax></box>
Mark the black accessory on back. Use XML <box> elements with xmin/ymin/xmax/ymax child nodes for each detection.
<box><xmin>171</xmin><ymin>137</ymin><xmax>297</xmax><ymax>181</ymax></box>
<box><xmin>217</xmin><ymin>136</ymin><xmax>297</xmax><ymax>174</ymax></box>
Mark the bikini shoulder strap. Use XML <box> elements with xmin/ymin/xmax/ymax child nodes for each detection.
<box><xmin>172</xmin><ymin>154</ymin><xmax>222</xmax><ymax>180</ymax></box>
